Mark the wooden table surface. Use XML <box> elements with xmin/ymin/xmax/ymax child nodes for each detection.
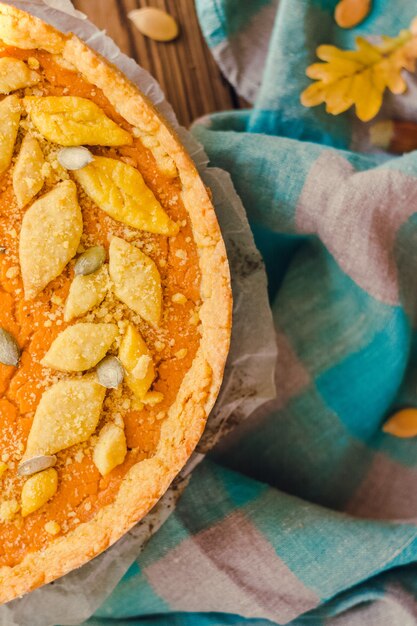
<box><xmin>72</xmin><ymin>0</ymin><xmax>241</xmax><ymax>128</ymax></box>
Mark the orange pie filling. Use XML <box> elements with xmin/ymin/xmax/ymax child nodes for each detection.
<box><xmin>0</xmin><ymin>48</ymin><xmax>203</xmax><ymax>568</ymax></box>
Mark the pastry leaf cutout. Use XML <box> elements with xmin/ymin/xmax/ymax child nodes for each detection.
<box><xmin>109</xmin><ymin>236</ymin><xmax>162</xmax><ymax>327</ymax></box>
<box><xmin>93</xmin><ymin>423</ymin><xmax>127</xmax><ymax>476</ymax></box>
<box><xmin>0</xmin><ymin>95</ymin><xmax>21</xmax><ymax>175</ymax></box>
<box><xmin>19</xmin><ymin>180</ymin><xmax>82</xmax><ymax>299</ymax></box>
<box><xmin>13</xmin><ymin>134</ymin><xmax>45</xmax><ymax>208</ymax></box>
<box><xmin>41</xmin><ymin>323</ymin><xmax>118</xmax><ymax>372</ymax></box>
<box><xmin>0</xmin><ymin>57</ymin><xmax>39</xmax><ymax>94</ymax></box>
<box><xmin>21</xmin><ymin>469</ymin><xmax>58</xmax><ymax>517</ymax></box>
<box><xmin>119</xmin><ymin>324</ymin><xmax>155</xmax><ymax>400</ymax></box>
<box><xmin>64</xmin><ymin>265</ymin><xmax>110</xmax><ymax>322</ymax></box>
<box><xmin>301</xmin><ymin>24</ymin><xmax>417</xmax><ymax>121</ymax></box>
<box><xmin>24</xmin><ymin>96</ymin><xmax>132</xmax><ymax>146</ymax></box>
<box><xmin>74</xmin><ymin>156</ymin><xmax>179</xmax><ymax>236</ymax></box>
<box><xmin>23</xmin><ymin>378</ymin><xmax>106</xmax><ymax>459</ymax></box>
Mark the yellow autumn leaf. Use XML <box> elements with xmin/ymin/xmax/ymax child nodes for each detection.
<box><xmin>301</xmin><ymin>25</ymin><xmax>417</xmax><ymax>121</ymax></box>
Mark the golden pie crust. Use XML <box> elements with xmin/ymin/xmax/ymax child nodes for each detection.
<box><xmin>0</xmin><ymin>4</ymin><xmax>232</xmax><ymax>603</ymax></box>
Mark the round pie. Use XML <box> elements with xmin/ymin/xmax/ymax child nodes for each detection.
<box><xmin>0</xmin><ymin>4</ymin><xmax>232</xmax><ymax>603</ymax></box>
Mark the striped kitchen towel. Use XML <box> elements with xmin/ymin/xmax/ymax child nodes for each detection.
<box><xmin>87</xmin><ymin>1</ymin><xmax>417</xmax><ymax>625</ymax></box>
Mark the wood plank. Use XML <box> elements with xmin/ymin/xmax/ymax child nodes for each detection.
<box><xmin>72</xmin><ymin>0</ymin><xmax>237</xmax><ymax>127</ymax></box>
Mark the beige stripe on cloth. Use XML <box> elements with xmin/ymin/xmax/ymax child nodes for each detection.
<box><xmin>144</xmin><ymin>510</ymin><xmax>318</xmax><ymax>623</ymax></box>
<box><xmin>296</xmin><ymin>151</ymin><xmax>417</xmax><ymax>306</ymax></box>
<box><xmin>211</xmin><ymin>328</ymin><xmax>310</xmax><ymax>457</ymax></box>
<box><xmin>346</xmin><ymin>452</ymin><xmax>417</xmax><ymax>521</ymax></box>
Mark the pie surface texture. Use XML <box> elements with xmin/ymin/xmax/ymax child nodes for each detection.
<box><xmin>0</xmin><ymin>4</ymin><xmax>232</xmax><ymax>603</ymax></box>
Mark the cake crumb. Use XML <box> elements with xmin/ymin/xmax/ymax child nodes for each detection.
<box><xmin>175</xmin><ymin>249</ymin><xmax>187</xmax><ymax>261</ymax></box>
<box><xmin>143</xmin><ymin>391</ymin><xmax>164</xmax><ymax>406</ymax></box>
<box><xmin>172</xmin><ymin>293</ymin><xmax>187</xmax><ymax>305</ymax></box>
<box><xmin>0</xmin><ymin>500</ymin><xmax>19</xmax><ymax>522</ymax></box>
<box><xmin>131</xmin><ymin>355</ymin><xmax>152</xmax><ymax>380</ymax></box>
<box><xmin>189</xmin><ymin>310</ymin><xmax>200</xmax><ymax>325</ymax></box>
<box><xmin>51</xmin><ymin>294</ymin><xmax>62</xmax><ymax>305</ymax></box>
<box><xmin>44</xmin><ymin>520</ymin><xmax>61</xmax><ymax>535</ymax></box>
<box><xmin>5</xmin><ymin>266</ymin><xmax>19</xmax><ymax>279</ymax></box>
<box><xmin>27</xmin><ymin>57</ymin><xmax>40</xmax><ymax>70</ymax></box>
<box><xmin>74</xmin><ymin>449</ymin><xmax>84</xmax><ymax>464</ymax></box>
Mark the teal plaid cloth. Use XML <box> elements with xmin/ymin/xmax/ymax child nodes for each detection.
<box><xmin>87</xmin><ymin>1</ymin><xmax>417</xmax><ymax>624</ymax></box>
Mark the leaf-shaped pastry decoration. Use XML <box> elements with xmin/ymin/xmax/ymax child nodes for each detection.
<box><xmin>19</xmin><ymin>180</ymin><xmax>82</xmax><ymax>299</ymax></box>
<box><xmin>93</xmin><ymin>423</ymin><xmax>127</xmax><ymax>476</ymax></box>
<box><xmin>64</xmin><ymin>265</ymin><xmax>110</xmax><ymax>322</ymax></box>
<box><xmin>301</xmin><ymin>26</ymin><xmax>417</xmax><ymax>121</ymax></box>
<box><xmin>23</xmin><ymin>377</ymin><xmax>106</xmax><ymax>459</ymax></box>
<box><xmin>119</xmin><ymin>324</ymin><xmax>155</xmax><ymax>400</ymax></box>
<box><xmin>13</xmin><ymin>134</ymin><xmax>45</xmax><ymax>208</ymax></box>
<box><xmin>73</xmin><ymin>156</ymin><xmax>179</xmax><ymax>236</ymax></box>
<box><xmin>109</xmin><ymin>237</ymin><xmax>162</xmax><ymax>327</ymax></box>
<box><xmin>21</xmin><ymin>468</ymin><xmax>58</xmax><ymax>517</ymax></box>
<box><xmin>0</xmin><ymin>57</ymin><xmax>40</xmax><ymax>94</ymax></box>
<box><xmin>41</xmin><ymin>323</ymin><xmax>118</xmax><ymax>372</ymax></box>
<box><xmin>23</xmin><ymin>96</ymin><xmax>132</xmax><ymax>146</ymax></box>
<box><xmin>0</xmin><ymin>95</ymin><xmax>21</xmax><ymax>175</ymax></box>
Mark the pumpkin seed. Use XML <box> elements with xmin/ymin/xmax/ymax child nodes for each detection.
<box><xmin>74</xmin><ymin>246</ymin><xmax>106</xmax><ymax>276</ymax></box>
<box><xmin>96</xmin><ymin>355</ymin><xmax>124</xmax><ymax>389</ymax></box>
<box><xmin>382</xmin><ymin>408</ymin><xmax>417</xmax><ymax>438</ymax></box>
<box><xmin>0</xmin><ymin>246</ymin><xmax>6</xmax><ymax>254</ymax></box>
<box><xmin>128</xmin><ymin>8</ymin><xmax>179</xmax><ymax>42</ymax></box>
<box><xmin>57</xmin><ymin>146</ymin><xmax>94</xmax><ymax>171</ymax></box>
<box><xmin>0</xmin><ymin>328</ymin><xmax>20</xmax><ymax>366</ymax></box>
<box><xmin>18</xmin><ymin>454</ymin><xmax>57</xmax><ymax>477</ymax></box>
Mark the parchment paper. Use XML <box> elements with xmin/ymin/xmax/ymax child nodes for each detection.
<box><xmin>0</xmin><ymin>2</ymin><xmax>277</xmax><ymax>624</ymax></box>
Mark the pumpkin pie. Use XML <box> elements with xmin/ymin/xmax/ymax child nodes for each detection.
<box><xmin>0</xmin><ymin>4</ymin><xmax>232</xmax><ymax>603</ymax></box>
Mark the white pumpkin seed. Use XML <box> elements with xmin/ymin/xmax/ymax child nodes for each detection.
<box><xmin>57</xmin><ymin>146</ymin><xmax>94</xmax><ymax>171</ymax></box>
<box><xmin>18</xmin><ymin>454</ymin><xmax>57</xmax><ymax>477</ymax></box>
<box><xmin>0</xmin><ymin>327</ymin><xmax>20</xmax><ymax>366</ymax></box>
<box><xmin>0</xmin><ymin>246</ymin><xmax>6</xmax><ymax>254</ymax></box>
<box><xmin>128</xmin><ymin>8</ymin><xmax>179</xmax><ymax>42</ymax></box>
<box><xmin>97</xmin><ymin>356</ymin><xmax>124</xmax><ymax>389</ymax></box>
<box><xmin>74</xmin><ymin>246</ymin><xmax>106</xmax><ymax>276</ymax></box>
